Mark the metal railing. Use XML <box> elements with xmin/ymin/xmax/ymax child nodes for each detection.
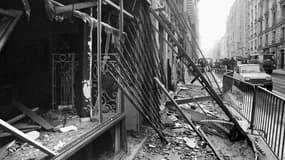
<box><xmin>223</xmin><ymin>73</ymin><xmax>285</xmax><ymax>160</ymax></box>
<box><xmin>223</xmin><ymin>73</ymin><xmax>255</xmax><ymax>122</ymax></box>
<box><xmin>253</xmin><ymin>87</ymin><xmax>285</xmax><ymax>159</ymax></box>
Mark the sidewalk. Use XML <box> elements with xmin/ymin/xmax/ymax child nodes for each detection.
<box><xmin>272</xmin><ymin>69</ymin><xmax>285</xmax><ymax>76</ymax></box>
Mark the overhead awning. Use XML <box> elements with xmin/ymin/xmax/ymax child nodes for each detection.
<box><xmin>0</xmin><ymin>9</ymin><xmax>22</xmax><ymax>53</ymax></box>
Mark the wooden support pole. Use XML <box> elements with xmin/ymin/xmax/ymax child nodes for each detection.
<box><xmin>97</xmin><ymin>0</ymin><xmax>102</xmax><ymax>123</ymax></box>
<box><xmin>50</xmin><ymin>0</ymin><xmax>121</xmax><ymax>35</ymax></box>
<box><xmin>55</xmin><ymin>1</ymin><xmax>97</xmax><ymax>14</ymax></box>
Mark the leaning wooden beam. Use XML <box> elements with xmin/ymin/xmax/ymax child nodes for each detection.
<box><xmin>13</xmin><ymin>101</ymin><xmax>54</xmax><ymax>130</ymax></box>
<box><xmin>108</xmin><ymin>70</ymin><xmax>167</xmax><ymax>144</ymax></box>
<box><xmin>50</xmin><ymin>0</ymin><xmax>121</xmax><ymax>35</ymax></box>
<box><xmin>0</xmin><ymin>119</ymin><xmax>56</xmax><ymax>156</ymax></box>
<box><xmin>154</xmin><ymin>77</ymin><xmax>222</xmax><ymax>160</ymax></box>
<box><xmin>150</xmin><ymin>8</ymin><xmax>246</xmax><ymax>138</ymax></box>
<box><xmin>165</xmin><ymin>95</ymin><xmax>222</xmax><ymax>106</ymax></box>
<box><xmin>55</xmin><ymin>1</ymin><xmax>98</xmax><ymax>14</ymax></box>
<box><xmin>7</xmin><ymin>107</ymin><xmax>39</xmax><ymax>124</ymax></box>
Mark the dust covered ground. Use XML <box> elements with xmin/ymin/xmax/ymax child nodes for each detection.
<box><xmin>133</xmin><ymin>83</ymin><xmax>255</xmax><ymax>160</ymax></box>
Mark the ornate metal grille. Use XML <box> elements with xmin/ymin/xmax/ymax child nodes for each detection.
<box><xmin>52</xmin><ymin>53</ymin><xmax>77</xmax><ymax>109</ymax></box>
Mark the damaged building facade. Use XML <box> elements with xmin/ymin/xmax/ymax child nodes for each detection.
<box><xmin>0</xmin><ymin>0</ymin><xmax>199</xmax><ymax>159</ymax></box>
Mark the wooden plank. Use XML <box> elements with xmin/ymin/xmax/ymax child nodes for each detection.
<box><xmin>55</xmin><ymin>1</ymin><xmax>97</xmax><ymax>14</ymax></box>
<box><xmin>0</xmin><ymin>119</ymin><xmax>56</xmax><ymax>156</ymax></box>
<box><xmin>165</xmin><ymin>95</ymin><xmax>222</xmax><ymax>106</ymax></box>
<box><xmin>13</xmin><ymin>101</ymin><xmax>54</xmax><ymax>130</ymax></box>
<box><xmin>7</xmin><ymin>107</ymin><xmax>39</xmax><ymax>124</ymax></box>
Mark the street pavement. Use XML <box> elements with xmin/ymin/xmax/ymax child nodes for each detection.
<box><xmin>272</xmin><ymin>73</ymin><xmax>285</xmax><ymax>97</ymax></box>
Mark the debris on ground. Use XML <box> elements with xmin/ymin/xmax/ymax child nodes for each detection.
<box><xmin>134</xmin><ymin>83</ymin><xmax>255</xmax><ymax>160</ymax></box>
<box><xmin>0</xmin><ymin>110</ymin><xmax>117</xmax><ymax>160</ymax></box>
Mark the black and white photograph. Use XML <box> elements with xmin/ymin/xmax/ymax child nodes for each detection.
<box><xmin>0</xmin><ymin>0</ymin><xmax>284</xmax><ymax>159</ymax></box>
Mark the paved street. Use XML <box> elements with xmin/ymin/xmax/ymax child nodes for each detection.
<box><xmin>272</xmin><ymin>73</ymin><xmax>285</xmax><ymax>97</ymax></box>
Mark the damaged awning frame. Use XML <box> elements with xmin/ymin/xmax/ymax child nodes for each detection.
<box><xmin>0</xmin><ymin>8</ymin><xmax>22</xmax><ymax>53</ymax></box>
<box><xmin>54</xmin><ymin>0</ymin><xmax>133</xmax><ymax>18</ymax></box>
<box><xmin>50</xmin><ymin>0</ymin><xmax>124</xmax><ymax>36</ymax></box>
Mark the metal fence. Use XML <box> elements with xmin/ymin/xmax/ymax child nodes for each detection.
<box><xmin>223</xmin><ymin>73</ymin><xmax>285</xmax><ymax>160</ymax></box>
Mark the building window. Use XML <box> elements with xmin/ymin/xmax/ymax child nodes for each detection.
<box><xmin>260</xmin><ymin>21</ymin><xmax>263</xmax><ymax>32</ymax></box>
<box><xmin>272</xmin><ymin>31</ymin><xmax>276</xmax><ymax>43</ymax></box>
<box><xmin>255</xmin><ymin>39</ymin><xmax>257</xmax><ymax>49</ymax></box>
<box><xmin>265</xmin><ymin>15</ymin><xmax>269</xmax><ymax>29</ymax></box>
<box><xmin>282</xmin><ymin>5</ymin><xmax>285</xmax><ymax>18</ymax></box>
<box><xmin>265</xmin><ymin>34</ymin><xmax>268</xmax><ymax>45</ymax></box>
<box><xmin>273</xmin><ymin>11</ymin><xmax>276</xmax><ymax>25</ymax></box>
<box><xmin>260</xmin><ymin>37</ymin><xmax>262</xmax><ymax>47</ymax></box>
<box><xmin>280</xmin><ymin>27</ymin><xmax>285</xmax><ymax>41</ymax></box>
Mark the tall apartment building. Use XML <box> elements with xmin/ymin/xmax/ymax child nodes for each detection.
<box><xmin>183</xmin><ymin>0</ymin><xmax>199</xmax><ymax>40</ymax></box>
<box><xmin>249</xmin><ymin>0</ymin><xmax>259</xmax><ymax>55</ymax></box>
<box><xmin>257</xmin><ymin>0</ymin><xmax>285</xmax><ymax>69</ymax></box>
<box><xmin>226</xmin><ymin>0</ymin><xmax>250</xmax><ymax>58</ymax></box>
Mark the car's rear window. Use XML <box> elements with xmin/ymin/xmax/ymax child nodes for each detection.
<box><xmin>240</xmin><ymin>65</ymin><xmax>261</xmax><ymax>73</ymax></box>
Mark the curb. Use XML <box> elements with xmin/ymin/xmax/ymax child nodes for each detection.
<box><xmin>272</xmin><ymin>71</ymin><xmax>285</xmax><ymax>76</ymax></box>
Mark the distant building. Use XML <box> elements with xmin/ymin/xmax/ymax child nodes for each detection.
<box><xmin>226</xmin><ymin>0</ymin><xmax>250</xmax><ymax>58</ymax></box>
<box><xmin>257</xmin><ymin>0</ymin><xmax>285</xmax><ymax>70</ymax></box>
<box><xmin>183</xmin><ymin>0</ymin><xmax>199</xmax><ymax>40</ymax></box>
<box><xmin>249</xmin><ymin>0</ymin><xmax>259</xmax><ymax>55</ymax></box>
<box><xmin>209</xmin><ymin>35</ymin><xmax>228</xmax><ymax>60</ymax></box>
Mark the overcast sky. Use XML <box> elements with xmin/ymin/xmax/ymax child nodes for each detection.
<box><xmin>198</xmin><ymin>0</ymin><xmax>235</xmax><ymax>56</ymax></box>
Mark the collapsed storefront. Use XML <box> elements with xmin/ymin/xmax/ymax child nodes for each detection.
<box><xmin>0</xmin><ymin>0</ymin><xmax>184</xmax><ymax>159</ymax></box>
<box><xmin>0</xmin><ymin>0</ymin><xmax>139</xmax><ymax>159</ymax></box>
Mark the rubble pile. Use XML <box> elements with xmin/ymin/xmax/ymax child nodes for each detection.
<box><xmin>134</xmin><ymin>124</ymin><xmax>217</xmax><ymax>160</ymax></box>
<box><xmin>0</xmin><ymin>109</ymin><xmax>116</xmax><ymax>160</ymax></box>
<box><xmin>133</xmin><ymin>84</ymin><xmax>255</xmax><ymax>160</ymax></box>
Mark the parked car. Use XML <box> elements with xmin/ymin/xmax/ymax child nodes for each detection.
<box><xmin>248</xmin><ymin>54</ymin><xmax>276</xmax><ymax>74</ymax></box>
<box><xmin>233</xmin><ymin>64</ymin><xmax>273</xmax><ymax>91</ymax></box>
